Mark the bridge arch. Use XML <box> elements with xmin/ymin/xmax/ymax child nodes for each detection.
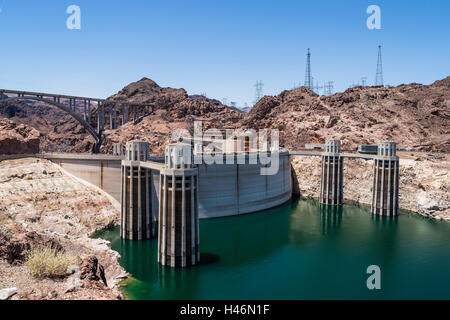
<box><xmin>1</xmin><ymin>96</ymin><xmax>101</xmax><ymax>152</ymax></box>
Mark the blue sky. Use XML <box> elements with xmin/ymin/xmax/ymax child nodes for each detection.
<box><xmin>0</xmin><ymin>0</ymin><xmax>449</xmax><ymax>107</ymax></box>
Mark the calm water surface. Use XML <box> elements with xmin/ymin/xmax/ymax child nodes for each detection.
<box><xmin>95</xmin><ymin>199</ymin><xmax>450</xmax><ymax>299</ymax></box>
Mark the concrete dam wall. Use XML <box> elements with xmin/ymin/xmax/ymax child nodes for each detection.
<box><xmin>44</xmin><ymin>152</ymin><xmax>292</xmax><ymax>219</ymax></box>
<box><xmin>196</xmin><ymin>152</ymin><xmax>292</xmax><ymax>218</ymax></box>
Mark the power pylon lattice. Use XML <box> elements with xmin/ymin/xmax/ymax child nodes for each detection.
<box><xmin>254</xmin><ymin>81</ymin><xmax>264</xmax><ymax>105</ymax></box>
<box><xmin>375</xmin><ymin>45</ymin><xmax>384</xmax><ymax>86</ymax></box>
<box><xmin>312</xmin><ymin>81</ymin><xmax>323</xmax><ymax>95</ymax></box>
<box><xmin>304</xmin><ymin>48</ymin><xmax>312</xmax><ymax>89</ymax></box>
<box><xmin>324</xmin><ymin>81</ymin><xmax>334</xmax><ymax>96</ymax></box>
<box><xmin>361</xmin><ymin>77</ymin><xmax>367</xmax><ymax>86</ymax></box>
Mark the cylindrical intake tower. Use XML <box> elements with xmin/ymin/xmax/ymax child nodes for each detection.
<box><xmin>371</xmin><ymin>142</ymin><xmax>399</xmax><ymax>216</ymax></box>
<box><xmin>159</xmin><ymin>142</ymin><xmax>200</xmax><ymax>268</ymax></box>
<box><xmin>120</xmin><ymin>138</ymin><xmax>156</xmax><ymax>240</ymax></box>
<box><xmin>319</xmin><ymin>140</ymin><xmax>344</xmax><ymax>205</ymax></box>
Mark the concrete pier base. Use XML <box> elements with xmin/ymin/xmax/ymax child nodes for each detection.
<box><xmin>158</xmin><ymin>142</ymin><xmax>200</xmax><ymax>268</ymax></box>
<box><xmin>120</xmin><ymin>139</ymin><xmax>156</xmax><ymax>240</ymax></box>
<box><xmin>319</xmin><ymin>140</ymin><xmax>343</xmax><ymax>205</ymax></box>
<box><xmin>371</xmin><ymin>142</ymin><xmax>399</xmax><ymax>216</ymax></box>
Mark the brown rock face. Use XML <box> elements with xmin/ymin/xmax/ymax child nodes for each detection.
<box><xmin>0</xmin><ymin>119</ymin><xmax>40</xmax><ymax>154</ymax></box>
<box><xmin>108</xmin><ymin>77</ymin><xmax>188</xmax><ymax>108</ymax></box>
<box><xmin>101</xmin><ymin>78</ymin><xmax>244</xmax><ymax>154</ymax></box>
<box><xmin>80</xmin><ymin>255</ymin><xmax>108</xmax><ymax>286</ymax></box>
<box><xmin>1</xmin><ymin>76</ymin><xmax>449</xmax><ymax>154</ymax></box>
<box><xmin>0</xmin><ymin>231</ymin><xmax>63</xmax><ymax>265</ymax></box>
<box><xmin>241</xmin><ymin>77</ymin><xmax>450</xmax><ymax>152</ymax></box>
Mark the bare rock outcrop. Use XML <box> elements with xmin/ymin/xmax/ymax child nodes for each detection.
<box><xmin>80</xmin><ymin>255</ymin><xmax>108</xmax><ymax>287</ymax></box>
<box><xmin>0</xmin><ymin>119</ymin><xmax>40</xmax><ymax>154</ymax></box>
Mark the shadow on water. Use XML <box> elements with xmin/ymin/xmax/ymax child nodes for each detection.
<box><xmin>199</xmin><ymin>253</ymin><xmax>220</xmax><ymax>265</ymax></box>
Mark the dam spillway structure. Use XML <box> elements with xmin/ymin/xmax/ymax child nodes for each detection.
<box><xmin>319</xmin><ymin>140</ymin><xmax>343</xmax><ymax>206</ymax></box>
<box><xmin>120</xmin><ymin>138</ymin><xmax>156</xmax><ymax>240</ymax></box>
<box><xmin>371</xmin><ymin>142</ymin><xmax>399</xmax><ymax>216</ymax></box>
<box><xmin>158</xmin><ymin>142</ymin><xmax>200</xmax><ymax>268</ymax></box>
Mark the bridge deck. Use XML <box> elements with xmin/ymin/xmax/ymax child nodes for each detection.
<box><xmin>0</xmin><ymin>89</ymin><xmax>105</xmax><ymax>103</ymax></box>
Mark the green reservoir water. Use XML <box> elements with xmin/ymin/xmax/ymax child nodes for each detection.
<box><xmin>95</xmin><ymin>199</ymin><xmax>450</xmax><ymax>300</ymax></box>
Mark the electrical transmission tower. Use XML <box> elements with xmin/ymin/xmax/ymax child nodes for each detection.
<box><xmin>312</xmin><ymin>81</ymin><xmax>323</xmax><ymax>95</ymax></box>
<box><xmin>254</xmin><ymin>81</ymin><xmax>264</xmax><ymax>105</ymax></box>
<box><xmin>324</xmin><ymin>81</ymin><xmax>334</xmax><ymax>95</ymax></box>
<box><xmin>304</xmin><ymin>48</ymin><xmax>312</xmax><ymax>89</ymax></box>
<box><xmin>375</xmin><ymin>45</ymin><xmax>384</xmax><ymax>86</ymax></box>
<box><xmin>361</xmin><ymin>77</ymin><xmax>367</xmax><ymax>86</ymax></box>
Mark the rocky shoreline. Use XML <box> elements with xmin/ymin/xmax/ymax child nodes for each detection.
<box><xmin>0</xmin><ymin>158</ymin><xmax>127</xmax><ymax>300</ymax></box>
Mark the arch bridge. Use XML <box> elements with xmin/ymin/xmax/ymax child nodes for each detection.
<box><xmin>0</xmin><ymin>89</ymin><xmax>154</xmax><ymax>153</ymax></box>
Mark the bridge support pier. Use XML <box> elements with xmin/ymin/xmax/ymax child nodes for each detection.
<box><xmin>371</xmin><ymin>142</ymin><xmax>399</xmax><ymax>216</ymax></box>
<box><xmin>158</xmin><ymin>142</ymin><xmax>200</xmax><ymax>268</ymax></box>
<box><xmin>319</xmin><ymin>140</ymin><xmax>343</xmax><ymax>206</ymax></box>
<box><xmin>88</xmin><ymin>100</ymin><xmax>91</xmax><ymax>124</ymax></box>
<box><xmin>114</xmin><ymin>105</ymin><xmax>117</xmax><ymax>129</ymax></box>
<box><xmin>109</xmin><ymin>106</ymin><xmax>113</xmax><ymax>130</ymax></box>
<box><xmin>120</xmin><ymin>139</ymin><xmax>156</xmax><ymax>240</ymax></box>
<box><xmin>83</xmin><ymin>100</ymin><xmax>87</xmax><ymax>121</ymax></box>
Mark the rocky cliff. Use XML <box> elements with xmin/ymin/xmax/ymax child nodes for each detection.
<box><xmin>0</xmin><ymin>119</ymin><xmax>40</xmax><ymax>154</ymax></box>
<box><xmin>101</xmin><ymin>78</ymin><xmax>244</xmax><ymax>154</ymax></box>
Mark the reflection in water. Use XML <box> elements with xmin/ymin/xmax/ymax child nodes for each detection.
<box><xmin>320</xmin><ymin>204</ymin><xmax>343</xmax><ymax>235</ymax></box>
<box><xmin>370</xmin><ymin>214</ymin><xmax>399</xmax><ymax>263</ymax></box>
<box><xmin>288</xmin><ymin>200</ymin><xmax>343</xmax><ymax>247</ymax></box>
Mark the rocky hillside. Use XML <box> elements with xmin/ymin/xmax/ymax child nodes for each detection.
<box><xmin>0</xmin><ymin>119</ymin><xmax>40</xmax><ymax>154</ymax></box>
<box><xmin>241</xmin><ymin>77</ymin><xmax>450</xmax><ymax>152</ymax></box>
<box><xmin>0</xmin><ymin>158</ymin><xmax>126</xmax><ymax>300</ymax></box>
<box><xmin>101</xmin><ymin>78</ymin><xmax>244</xmax><ymax>154</ymax></box>
<box><xmin>0</xmin><ymin>76</ymin><xmax>448</xmax><ymax>154</ymax></box>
